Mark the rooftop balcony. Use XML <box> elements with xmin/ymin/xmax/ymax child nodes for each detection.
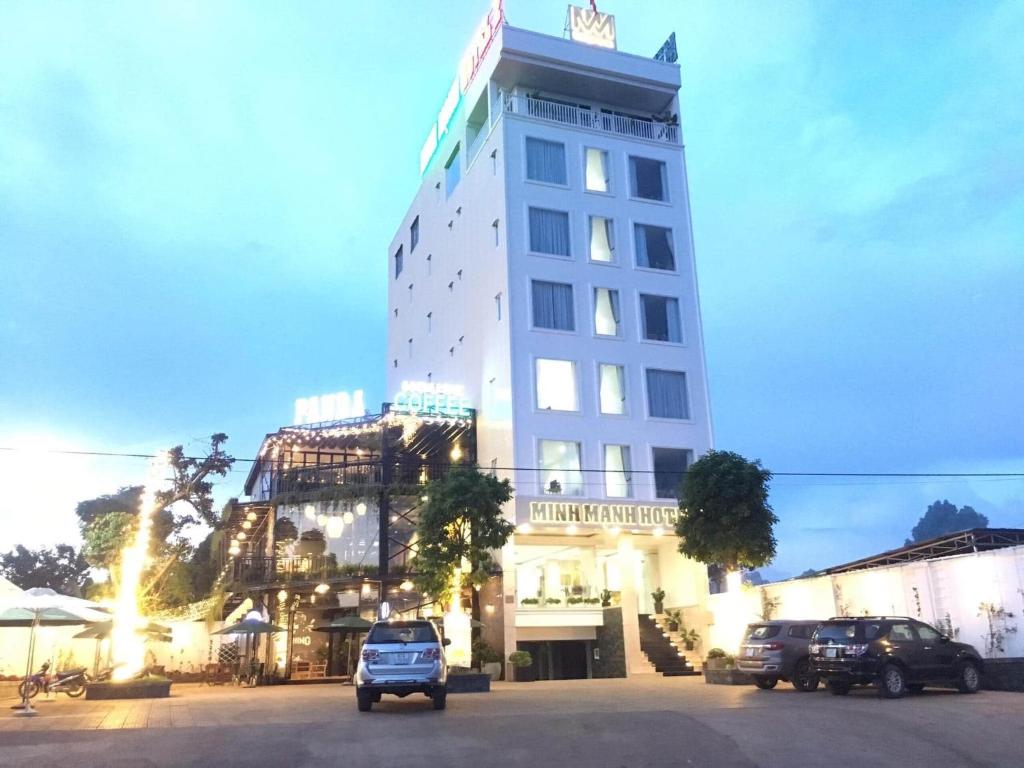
<box><xmin>498</xmin><ymin>92</ymin><xmax>680</xmax><ymax>145</ymax></box>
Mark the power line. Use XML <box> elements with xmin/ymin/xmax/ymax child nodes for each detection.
<box><xmin>0</xmin><ymin>445</ymin><xmax>1021</xmax><ymax>478</ymax></box>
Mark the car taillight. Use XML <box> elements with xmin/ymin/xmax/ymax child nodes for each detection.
<box><xmin>844</xmin><ymin>644</ymin><xmax>868</xmax><ymax>657</ymax></box>
<box><xmin>420</xmin><ymin>648</ymin><xmax>441</xmax><ymax>661</ymax></box>
<box><xmin>361</xmin><ymin>649</ymin><xmax>380</xmax><ymax>662</ymax></box>
<box><xmin>762</xmin><ymin>642</ymin><xmax>784</xmax><ymax>651</ymax></box>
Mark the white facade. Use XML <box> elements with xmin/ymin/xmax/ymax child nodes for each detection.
<box><xmin>387</xmin><ymin>13</ymin><xmax>713</xmax><ymax>676</ymax></box>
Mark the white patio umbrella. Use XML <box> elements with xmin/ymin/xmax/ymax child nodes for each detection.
<box><xmin>0</xmin><ymin>587</ymin><xmax>107</xmax><ymax>716</ymax></box>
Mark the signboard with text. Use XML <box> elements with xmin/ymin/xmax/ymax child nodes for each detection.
<box><xmin>293</xmin><ymin>390</ymin><xmax>366</xmax><ymax>425</ymax></box>
<box><xmin>391</xmin><ymin>381</ymin><xmax>471</xmax><ymax>419</ymax></box>
<box><xmin>566</xmin><ymin>5</ymin><xmax>616</xmax><ymax>50</ymax></box>
<box><xmin>526</xmin><ymin>500</ymin><xmax>679</xmax><ymax>529</ymax></box>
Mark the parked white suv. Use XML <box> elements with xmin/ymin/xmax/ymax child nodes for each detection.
<box><xmin>355</xmin><ymin>620</ymin><xmax>449</xmax><ymax>711</ymax></box>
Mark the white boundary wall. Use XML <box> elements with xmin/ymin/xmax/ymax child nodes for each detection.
<box><xmin>702</xmin><ymin>545</ymin><xmax>1024</xmax><ymax>658</ymax></box>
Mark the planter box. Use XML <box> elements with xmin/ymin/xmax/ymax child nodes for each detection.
<box><xmin>86</xmin><ymin>679</ymin><xmax>172</xmax><ymax>700</ymax></box>
<box><xmin>481</xmin><ymin>662</ymin><xmax>502</xmax><ymax>682</ymax></box>
<box><xmin>511</xmin><ymin>666</ymin><xmax>536</xmax><ymax>682</ymax></box>
<box><xmin>982</xmin><ymin>658</ymin><xmax>1024</xmax><ymax>692</ymax></box>
<box><xmin>446</xmin><ymin>673</ymin><xmax>490</xmax><ymax>694</ymax></box>
<box><xmin>702</xmin><ymin>662</ymin><xmax>752</xmax><ymax>685</ymax></box>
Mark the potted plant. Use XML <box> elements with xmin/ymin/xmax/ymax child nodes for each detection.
<box><xmin>703</xmin><ymin>648</ymin><xmax>750</xmax><ymax>685</ymax></box>
<box><xmin>583</xmin><ymin>597</ymin><xmax>601</xmax><ymax>605</ymax></box>
<box><xmin>665</xmin><ymin>609</ymin><xmax>682</xmax><ymax>633</ymax></box>
<box><xmin>651</xmin><ymin>588</ymin><xmax>666</xmax><ymax>615</ymax></box>
<box><xmin>600</xmin><ymin>589</ymin><xmax>613</xmax><ymax>607</ymax></box>
<box><xmin>544</xmin><ymin>597</ymin><xmax>562</xmax><ymax>606</ymax></box>
<box><xmin>521</xmin><ymin>597</ymin><xmax>540</xmax><ymax>606</ymax></box>
<box><xmin>680</xmin><ymin>627</ymin><xmax>700</xmax><ymax>651</ymax></box>
<box><xmin>508</xmin><ymin>651</ymin><xmax>534</xmax><ymax>682</ymax></box>
<box><xmin>473</xmin><ymin>640</ymin><xmax>503</xmax><ymax>682</ymax></box>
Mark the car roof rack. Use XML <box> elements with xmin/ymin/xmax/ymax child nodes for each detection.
<box><xmin>828</xmin><ymin>616</ymin><xmax>916</xmax><ymax>621</ymax></box>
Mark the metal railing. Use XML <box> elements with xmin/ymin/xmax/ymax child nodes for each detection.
<box><xmin>267</xmin><ymin>461</ymin><xmax>453</xmax><ymax>497</ymax></box>
<box><xmin>500</xmin><ymin>93</ymin><xmax>680</xmax><ymax>144</ymax></box>
<box><xmin>231</xmin><ymin>555</ymin><xmax>381</xmax><ymax>585</ymax></box>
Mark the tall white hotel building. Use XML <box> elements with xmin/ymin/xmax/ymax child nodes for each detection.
<box><xmin>387</xmin><ymin>4</ymin><xmax>714</xmax><ymax>678</ymax></box>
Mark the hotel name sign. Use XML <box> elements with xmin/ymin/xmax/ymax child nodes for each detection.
<box><xmin>528</xmin><ymin>500</ymin><xmax>679</xmax><ymax>529</ymax></box>
<box><xmin>566</xmin><ymin>5</ymin><xmax>616</xmax><ymax>50</ymax></box>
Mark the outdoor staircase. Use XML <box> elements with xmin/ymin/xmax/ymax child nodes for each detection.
<box><xmin>638</xmin><ymin>614</ymin><xmax>700</xmax><ymax>677</ymax></box>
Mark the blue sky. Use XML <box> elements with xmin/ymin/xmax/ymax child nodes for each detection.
<box><xmin>1</xmin><ymin>0</ymin><xmax>1021</xmax><ymax>577</ymax></box>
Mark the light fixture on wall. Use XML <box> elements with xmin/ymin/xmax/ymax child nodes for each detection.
<box><xmin>314</xmin><ymin>583</ymin><xmax>330</xmax><ymax>595</ymax></box>
<box><xmin>566</xmin><ymin>524</ymin><xmax>579</xmax><ymax>535</ymax></box>
<box><xmin>450</xmin><ymin>444</ymin><xmax>463</xmax><ymax>462</ymax></box>
<box><xmin>652</xmin><ymin>527</ymin><xmax>665</xmax><ymax>537</ymax></box>
<box><xmin>277</xmin><ymin>590</ymin><xmax>288</xmax><ymax>603</ymax></box>
<box><xmin>608</xmin><ymin>526</ymin><xmax>621</xmax><ymax>537</ymax></box>
<box><xmin>399</xmin><ymin>580</ymin><xmax>414</xmax><ymax>591</ymax></box>
<box><xmin>517</xmin><ymin>523</ymin><xmax>533</xmax><ymax>535</ymax></box>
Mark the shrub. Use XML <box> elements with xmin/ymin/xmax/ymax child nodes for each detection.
<box><xmin>544</xmin><ymin>597</ymin><xmax>562</xmax><ymax>605</ymax></box>
<box><xmin>706</xmin><ymin>647</ymin><xmax>727</xmax><ymax>659</ymax></box>
<box><xmin>508</xmin><ymin>650</ymin><xmax>532</xmax><ymax>667</ymax></box>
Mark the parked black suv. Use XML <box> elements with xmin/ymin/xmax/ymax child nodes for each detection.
<box><xmin>810</xmin><ymin>616</ymin><xmax>984</xmax><ymax>698</ymax></box>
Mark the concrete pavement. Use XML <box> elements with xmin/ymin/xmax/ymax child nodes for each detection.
<box><xmin>2</xmin><ymin>677</ymin><xmax>1021</xmax><ymax>767</ymax></box>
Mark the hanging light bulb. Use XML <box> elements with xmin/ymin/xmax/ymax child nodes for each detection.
<box><xmin>241</xmin><ymin>520</ymin><xmax>252</xmax><ymax>530</ymax></box>
<box><xmin>342</xmin><ymin>511</ymin><xmax>354</xmax><ymax>525</ymax></box>
<box><xmin>246</xmin><ymin>511</ymin><xmax>258</xmax><ymax>522</ymax></box>
<box><xmin>326</xmin><ymin>516</ymin><xmax>345</xmax><ymax>539</ymax></box>
<box><xmin>236</xmin><ymin>531</ymin><xmax>247</xmax><ymax>541</ymax></box>
<box><xmin>400</xmin><ymin>580</ymin><xmax>414</xmax><ymax>591</ymax></box>
<box><xmin>450</xmin><ymin>444</ymin><xmax>463</xmax><ymax>462</ymax></box>
<box><xmin>304</xmin><ymin>504</ymin><xmax>316</xmax><ymax>521</ymax></box>
<box><xmin>277</xmin><ymin>589</ymin><xmax>288</xmax><ymax>603</ymax></box>
<box><xmin>355</xmin><ymin>502</ymin><xmax>367</xmax><ymax>516</ymax></box>
<box><xmin>317</xmin><ymin>513</ymin><xmax>329</xmax><ymax>527</ymax></box>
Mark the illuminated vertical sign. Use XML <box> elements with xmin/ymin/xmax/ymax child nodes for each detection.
<box><xmin>567</xmin><ymin>5</ymin><xmax>616</xmax><ymax>50</ymax></box>
<box><xmin>419</xmin><ymin>0</ymin><xmax>505</xmax><ymax>173</ymax></box>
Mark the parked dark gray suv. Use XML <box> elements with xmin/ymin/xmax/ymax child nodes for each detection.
<box><xmin>737</xmin><ymin>620</ymin><xmax>822</xmax><ymax>691</ymax></box>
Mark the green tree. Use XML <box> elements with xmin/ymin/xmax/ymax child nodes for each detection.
<box><xmin>907</xmin><ymin>500</ymin><xmax>988</xmax><ymax>545</ymax></box>
<box><xmin>412</xmin><ymin>467</ymin><xmax>515</xmax><ymax>620</ymax></box>
<box><xmin>675</xmin><ymin>450</ymin><xmax>778</xmax><ymax>571</ymax></box>
<box><xmin>0</xmin><ymin>544</ymin><xmax>91</xmax><ymax>596</ymax></box>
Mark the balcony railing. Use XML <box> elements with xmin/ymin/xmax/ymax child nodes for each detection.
<box><xmin>500</xmin><ymin>93</ymin><xmax>680</xmax><ymax>145</ymax></box>
<box><xmin>230</xmin><ymin>555</ymin><xmax>383</xmax><ymax>586</ymax></box>
<box><xmin>266</xmin><ymin>461</ymin><xmax>453</xmax><ymax>498</ymax></box>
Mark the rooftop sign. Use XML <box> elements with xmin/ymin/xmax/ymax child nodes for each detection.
<box><xmin>566</xmin><ymin>5</ymin><xmax>616</xmax><ymax>50</ymax></box>
<box><xmin>419</xmin><ymin>0</ymin><xmax>505</xmax><ymax>174</ymax></box>
<box><xmin>392</xmin><ymin>381</ymin><xmax>471</xmax><ymax>419</ymax></box>
<box><xmin>293</xmin><ymin>391</ymin><xmax>366</xmax><ymax>425</ymax></box>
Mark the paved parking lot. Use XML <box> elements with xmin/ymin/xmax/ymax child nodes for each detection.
<box><xmin>2</xmin><ymin>676</ymin><xmax>1022</xmax><ymax>767</ymax></box>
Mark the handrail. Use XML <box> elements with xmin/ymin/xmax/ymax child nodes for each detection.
<box><xmin>500</xmin><ymin>92</ymin><xmax>680</xmax><ymax>144</ymax></box>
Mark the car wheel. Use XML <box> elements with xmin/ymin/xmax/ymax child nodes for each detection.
<box><xmin>432</xmin><ymin>689</ymin><xmax>447</xmax><ymax>710</ymax></box>
<box><xmin>956</xmin><ymin>661</ymin><xmax>981</xmax><ymax>694</ymax></box>
<box><xmin>827</xmin><ymin>681</ymin><xmax>851</xmax><ymax>696</ymax></box>
<box><xmin>357</xmin><ymin>690</ymin><xmax>373</xmax><ymax>712</ymax></box>
<box><xmin>792</xmin><ymin>660</ymin><xmax>819</xmax><ymax>692</ymax></box>
<box><xmin>878</xmin><ymin>664</ymin><xmax>908</xmax><ymax>699</ymax></box>
<box><xmin>754</xmin><ymin>677</ymin><xmax>778</xmax><ymax>690</ymax></box>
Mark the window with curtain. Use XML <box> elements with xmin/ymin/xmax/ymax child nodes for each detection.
<box><xmin>394</xmin><ymin>246</ymin><xmax>403</xmax><ymax>279</ymax></box>
<box><xmin>646</xmin><ymin>369</ymin><xmax>689</xmax><ymax>419</ymax></box>
<box><xmin>529</xmin><ymin>207</ymin><xmax>571</xmax><ymax>256</ymax></box>
<box><xmin>531</xmin><ymin>280</ymin><xmax>575</xmax><ymax>331</ymax></box>
<box><xmin>589</xmin><ymin>216</ymin><xmax>614</xmax><ymax>262</ymax></box>
<box><xmin>585</xmin><ymin>148</ymin><xmax>610</xmax><ymax>192</ymax></box>
<box><xmin>539</xmin><ymin>439</ymin><xmax>583</xmax><ymax>496</ymax></box>
<box><xmin>599</xmin><ymin>363</ymin><xmax>626</xmax><ymax>415</ymax></box>
<box><xmin>629</xmin><ymin>156</ymin><xmax>667</xmax><ymax>200</ymax></box>
<box><xmin>445</xmin><ymin>145</ymin><xmax>461</xmax><ymax>198</ymax></box>
<box><xmin>526</xmin><ymin>137</ymin><xmax>567</xmax><ymax>185</ymax></box>
<box><xmin>634</xmin><ymin>224</ymin><xmax>675</xmax><ymax>270</ymax></box>
<box><xmin>640</xmin><ymin>294</ymin><xmax>682</xmax><ymax>342</ymax></box>
<box><xmin>594</xmin><ymin>288</ymin><xmax>621</xmax><ymax>336</ymax></box>
<box><xmin>652</xmin><ymin>447</ymin><xmax>692</xmax><ymax>499</ymax></box>
<box><xmin>535</xmin><ymin>358</ymin><xmax>578</xmax><ymax>411</ymax></box>
<box><xmin>604</xmin><ymin>445</ymin><xmax>632</xmax><ymax>498</ymax></box>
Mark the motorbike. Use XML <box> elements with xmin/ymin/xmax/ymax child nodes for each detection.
<box><xmin>18</xmin><ymin>661</ymin><xmax>88</xmax><ymax>699</ymax></box>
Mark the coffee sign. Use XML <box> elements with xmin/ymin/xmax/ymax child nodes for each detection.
<box><xmin>528</xmin><ymin>500</ymin><xmax>679</xmax><ymax>528</ymax></box>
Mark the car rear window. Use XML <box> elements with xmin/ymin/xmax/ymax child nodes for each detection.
<box><xmin>367</xmin><ymin>622</ymin><xmax>437</xmax><ymax>644</ymax></box>
<box><xmin>788</xmin><ymin>624</ymin><xmax>818</xmax><ymax>639</ymax></box>
<box><xmin>815</xmin><ymin>622</ymin><xmax>884</xmax><ymax>643</ymax></box>
<box><xmin>745</xmin><ymin>624</ymin><xmax>780</xmax><ymax>640</ymax></box>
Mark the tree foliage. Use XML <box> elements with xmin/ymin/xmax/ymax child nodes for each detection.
<box><xmin>412</xmin><ymin>467</ymin><xmax>515</xmax><ymax>608</ymax></box>
<box><xmin>675</xmin><ymin>450</ymin><xmax>778</xmax><ymax>571</ymax></box>
<box><xmin>0</xmin><ymin>544</ymin><xmax>91</xmax><ymax>596</ymax></box>
<box><xmin>907</xmin><ymin>500</ymin><xmax>988</xmax><ymax>544</ymax></box>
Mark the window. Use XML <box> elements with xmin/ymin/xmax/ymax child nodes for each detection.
<box><xmin>745</xmin><ymin>625</ymin><xmax>781</xmax><ymax>640</ymax></box>
<box><xmin>525</xmin><ymin>137</ymin><xmax>567</xmax><ymax>185</ymax></box>
<box><xmin>598</xmin><ymin>363</ymin><xmax>626</xmax><ymax>415</ymax></box>
<box><xmin>367</xmin><ymin>621</ymin><xmax>438</xmax><ymax>644</ymax></box>
<box><xmin>640</xmin><ymin>294</ymin><xmax>682</xmax><ymax>342</ymax></box>
<box><xmin>652</xmin><ymin>447</ymin><xmax>691</xmax><ymax>499</ymax></box>
<box><xmin>646</xmin><ymin>369</ymin><xmax>689</xmax><ymax>419</ymax></box>
<box><xmin>445</xmin><ymin>144</ymin><xmax>461</xmax><ymax>198</ymax></box>
<box><xmin>539</xmin><ymin>439</ymin><xmax>583</xmax><ymax>496</ymax></box>
<box><xmin>585</xmin><ymin>148</ymin><xmax>610</xmax><ymax>192</ymax></box>
<box><xmin>394</xmin><ymin>246</ymin><xmax>404</xmax><ymax>278</ymax></box>
<box><xmin>604</xmin><ymin>445</ymin><xmax>632</xmax><ymax>498</ymax></box>
<box><xmin>535</xmin><ymin>359</ymin><xmax>578</xmax><ymax>411</ymax></box>
<box><xmin>916</xmin><ymin>623</ymin><xmax>942</xmax><ymax>642</ymax></box>
<box><xmin>594</xmin><ymin>288</ymin><xmax>621</xmax><ymax>337</ymax></box>
<box><xmin>589</xmin><ymin>216</ymin><xmax>614</xmax><ymax>262</ymax></box>
<box><xmin>529</xmin><ymin>207</ymin><xmax>570</xmax><ymax>256</ymax></box>
<box><xmin>788</xmin><ymin>624</ymin><xmax>819</xmax><ymax>639</ymax></box>
<box><xmin>634</xmin><ymin>224</ymin><xmax>675</xmax><ymax>270</ymax></box>
<box><xmin>410</xmin><ymin>216</ymin><xmax>419</xmax><ymax>252</ymax></box>
<box><xmin>531</xmin><ymin>280</ymin><xmax>574</xmax><ymax>331</ymax></box>
<box><xmin>889</xmin><ymin>623</ymin><xmax>915</xmax><ymax>642</ymax></box>
<box><xmin>629</xmin><ymin>156</ymin><xmax>667</xmax><ymax>201</ymax></box>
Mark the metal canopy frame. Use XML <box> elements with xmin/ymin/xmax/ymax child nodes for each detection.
<box><xmin>824</xmin><ymin>528</ymin><xmax>1024</xmax><ymax>575</ymax></box>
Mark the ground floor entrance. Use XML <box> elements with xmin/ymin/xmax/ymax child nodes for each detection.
<box><xmin>517</xmin><ymin>640</ymin><xmax>590</xmax><ymax>680</ymax></box>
